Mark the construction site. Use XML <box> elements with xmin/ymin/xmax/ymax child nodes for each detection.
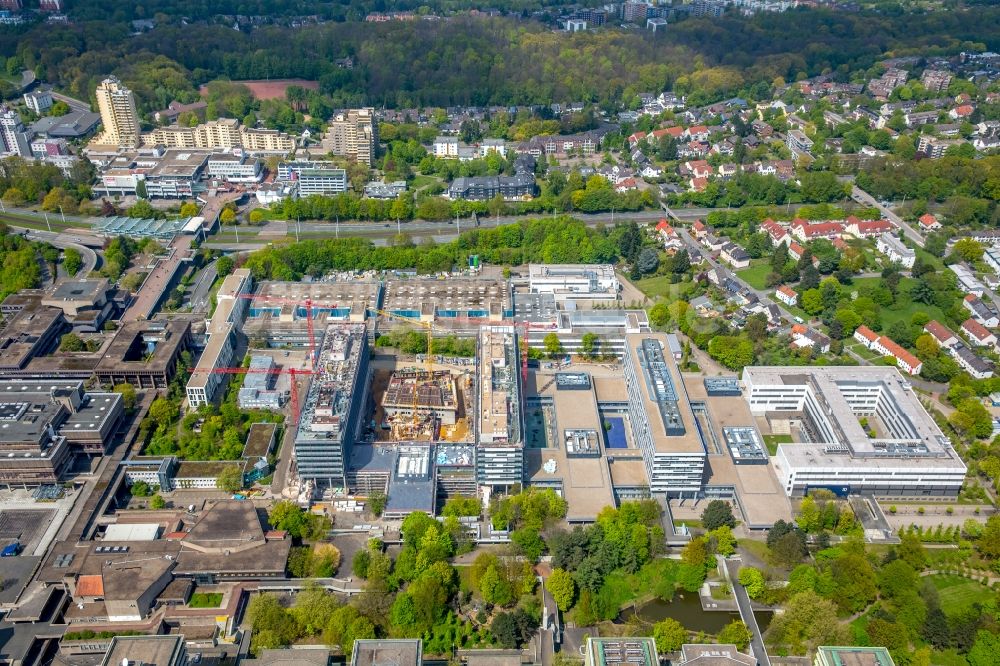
<box><xmin>374</xmin><ymin>368</ymin><xmax>474</xmax><ymax>443</ymax></box>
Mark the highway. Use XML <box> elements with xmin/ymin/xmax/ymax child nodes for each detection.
<box><xmin>850</xmin><ymin>185</ymin><xmax>925</xmax><ymax>248</ymax></box>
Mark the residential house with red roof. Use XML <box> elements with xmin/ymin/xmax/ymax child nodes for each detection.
<box><xmin>760</xmin><ymin>219</ymin><xmax>789</xmax><ymax>245</ymax></box>
<box><xmin>791</xmin><ymin>219</ymin><xmax>846</xmax><ymax>242</ymax></box>
<box><xmin>686</xmin><ymin>125</ymin><xmax>710</xmax><ymax>141</ymax></box>
<box><xmin>775</xmin><ymin>285</ymin><xmax>798</xmax><ymax>306</ymax></box>
<box><xmin>854</xmin><ymin>325</ymin><xmax>880</xmax><ymax>349</ymax></box>
<box><xmin>918</xmin><ymin>213</ymin><xmax>942</xmax><ymax>231</ymax></box>
<box><xmin>791</xmin><ymin>323</ymin><xmax>831</xmax><ymax>353</ymax></box>
<box><xmin>962</xmin><ymin>318</ymin><xmax>997</xmax><ymax>347</ymax></box>
<box><xmin>684</xmin><ymin>160</ymin><xmax>713</xmax><ymax>179</ymax></box>
<box><xmin>692</xmin><ymin>219</ymin><xmax>708</xmax><ymax>239</ymax></box>
<box><xmin>867</xmin><ymin>332</ymin><xmax>923</xmax><ymax>375</ymax></box>
<box><xmin>924</xmin><ymin>321</ymin><xmax>958</xmax><ymax>349</ymax></box>
<box><xmin>845</xmin><ymin>217</ymin><xmax>895</xmax><ymax>238</ymax></box>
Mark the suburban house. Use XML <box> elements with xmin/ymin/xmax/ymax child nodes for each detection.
<box><xmin>684</xmin><ymin>160</ymin><xmax>713</xmax><ymax>179</ymax></box>
<box><xmin>918</xmin><ymin>213</ymin><xmax>942</xmax><ymax>231</ymax></box>
<box><xmin>855</xmin><ymin>325</ymin><xmax>922</xmax><ymax>375</ymax></box>
<box><xmin>775</xmin><ymin>285</ymin><xmax>798</xmax><ymax>306</ymax></box>
<box><xmin>691</xmin><ymin>219</ymin><xmax>708</xmax><ymax>239</ymax></box>
<box><xmin>720</xmin><ymin>242</ymin><xmax>751</xmax><ymax>269</ymax></box>
<box><xmin>962</xmin><ymin>318</ymin><xmax>997</xmax><ymax>347</ymax></box>
<box><xmin>876</xmin><ymin>233</ymin><xmax>916</xmax><ymax>269</ymax></box>
<box><xmin>854</xmin><ymin>325</ymin><xmax>880</xmax><ymax>349</ymax></box>
<box><xmin>964</xmin><ymin>294</ymin><xmax>1000</xmax><ymax>328</ymax></box>
<box><xmin>790</xmin><ymin>324</ymin><xmax>831</xmax><ymax>353</ymax></box>
<box><xmin>790</xmin><ymin>219</ymin><xmax>845</xmax><ymax>242</ymax></box>
<box><xmin>924</xmin><ymin>321</ymin><xmax>958</xmax><ymax>348</ymax></box>
<box><xmin>872</xmin><ymin>335</ymin><xmax>923</xmax><ymax>376</ymax></box>
<box><xmin>760</xmin><ymin>219</ymin><xmax>789</xmax><ymax>245</ymax></box>
<box><xmin>845</xmin><ymin>217</ymin><xmax>895</xmax><ymax>238</ymax></box>
<box><xmin>953</xmin><ymin>343</ymin><xmax>994</xmax><ymax>379</ymax></box>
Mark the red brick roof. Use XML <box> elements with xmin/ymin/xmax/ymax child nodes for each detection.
<box><xmin>962</xmin><ymin>318</ymin><xmax>994</xmax><ymax>341</ymax></box>
<box><xmin>777</xmin><ymin>285</ymin><xmax>797</xmax><ymax>298</ymax></box>
<box><xmin>855</xmin><ymin>325</ymin><xmax>879</xmax><ymax>343</ymax></box>
<box><xmin>919</xmin><ymin>213</ymin><xmax>939</xmax><ymax>228</ymax></box>
<box><xmin>878</xmin><ymin>336</ymin><xmax>921</xmax><ymax>370</ymax></box>
<box><xmin>924</xmin><ymin>320</ymin><xmax>954</xmax><ymax>343</ymax></box>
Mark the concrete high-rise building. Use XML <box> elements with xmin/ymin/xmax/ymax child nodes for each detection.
<box><xmin>0</xmin><ymin>106</ymin><xmax>30</xmax><ymax>156</ymax></box>
<box><xmin>323</xmin><ymin>108</ymin><xmax>378</xmax><ymax>166</ymax></box>
<box><xmin>94</xmin><ymin>76</ymin><xmax>140</xmax><ymax>148</ymax></box>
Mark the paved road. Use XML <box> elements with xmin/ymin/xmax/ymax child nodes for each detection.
<box><xmin>49</xmin><ymin>90</ymin><xmax>92</xmax><ymax>114</ymax></box>
<box><xmin>187</xmin><ymin>260</ymin><xmax>218</xmax><ymax>313</ymax></box>
<box><xmin>17</xmin><ymin>226</ymin><xmax>99</xmax><ymax>275</ymax></box>
<box><xmin>850</xmin><ymin>185</ymin><xmax>925</xmax><ymax>248</ymax></box>
<box><xmin>726</xmin><ymin>558</ymin><xmax>771</xmax><ymax>666</ymax></box>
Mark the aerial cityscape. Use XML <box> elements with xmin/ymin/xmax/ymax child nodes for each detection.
<box><xmin>0</xmin><ymin>2</ymin><xmax>998</xmax><ymax>666</ymax></box>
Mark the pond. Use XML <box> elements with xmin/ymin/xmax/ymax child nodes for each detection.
<box><xmin>617</xmin><ymin>594</ymin><xmax>773</xmax><ymax>635</ymax></box>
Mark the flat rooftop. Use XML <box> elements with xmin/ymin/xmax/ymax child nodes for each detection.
<box><xmin>382</xmin><ymin>277</ymin><xmax>510</xmax><ymax>320</ymax></box>
<box><xmin>585</xmin><ymin>637</ymin><xmax>658</xmax><ymax>666</ymax></box>
<box><xmin>742</xmin><ymin>366</ymin><xmax>961</xmax><ymax>468</ymax></box>
<box><xmin>249</xmin><ymin>280</ymin><xmax>381</xmax><ymax>323</ymax></box>
<box><xmin>244</xmin><ymin>422</ymin><xmax>278</xmax><ymax>458</ymax></box>
<box><xmin>351</xmin><ymin>639</ymin><xmax>422</xmax><ymax>666</ymax></box>
<box><xmin>97</xmin><ymin>318</ymin><xmax>190</xmax><ymax>375</ymax></box>
<box><xmin>624</xmin><ymin>334</ymin><xmax>705</xmax><ymax>454</ymax></box>
<box><xmin>101</xmin><ymin>635</ymin><xmax>185</xmax><ymax>666</ymax></box>
<box><xmin>43</xmin><ymin>278</ymin><xmax>110</xmax><ymax>305</ymax></box>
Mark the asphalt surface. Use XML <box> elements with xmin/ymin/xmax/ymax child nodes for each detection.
<box><xmin>188</xmin><ymin>260</ymin><xmax>218</xmax><ymax>313</ymax></box>
<box><xmin>726</xmin><ymin>558</ymin><xmax>772</xmax><ymax>666</ymax></box>
<box><xmin>16</xmin><ymin>226</ymin><xmax>100</xmax><ymax>275</ymax></box>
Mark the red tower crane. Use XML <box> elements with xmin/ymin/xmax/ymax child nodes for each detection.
<box><xmin>235</xmin><ymin>294</ymin><xmax>320</xmax><ymax>369</ymax></box>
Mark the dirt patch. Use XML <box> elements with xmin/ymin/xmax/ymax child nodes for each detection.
<box><xmin>199</xmin><ymin>79</ymin><xmax>319</xmax><ymax>101</ymax></box>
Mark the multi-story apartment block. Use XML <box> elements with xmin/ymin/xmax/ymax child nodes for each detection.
<box><xmin>324</xmin><ymin>108</ymin><xmax>378</xmax><ymax>166</ymax></box>
<box><xmin>0</xmin><ymin>106</ymin><xmax>30</xmax><ymax>156</ymax></box>
<box><xmin>23</xmin><ymin>89</ymin><xmax>52</xmax><ymax>114</ymax></box>
<box><xmin>476</xmin><ymin>325</ymin><xmax>525</xmax><ymax>489</ymax></box>
<box><xmin>94</xmin><ymin>77</ymin><xmax>140</xmax><ymax>148</ymax></box>
<box><xmin>142</xmin><ymin>119</ymin><xmax>295</xmax><ymax>153</ymax></box>
<box><xmin>920</xmin><ymin>69</ymin><xmax>953</xmax><ymax>93</ymax></box>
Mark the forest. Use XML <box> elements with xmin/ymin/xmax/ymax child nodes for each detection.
<box><xmin>2</xmin><ymin>7</ymin><xmax>998</xmax><ymax>114</ymax></box>
<box><xmin>241</xmin><ymin>218</ymin><xmax>637</xmax><ymax>278</ymax></box>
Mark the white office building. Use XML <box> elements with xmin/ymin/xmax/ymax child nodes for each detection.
<box><xmin>528</xmin><ymin>264</ymin><xmax>621</xmax><ymax>302</ymax></box>
<box><xmin>742</xmin><ymin>366</ymin><xmax>966</xmax><ymax>498</ymax></box>
<box><xmin>622</xmin><ymin>334</ymin><xmax>707</xmax><ymax>498</ymax></box>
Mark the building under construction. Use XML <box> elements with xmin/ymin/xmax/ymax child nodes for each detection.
<box><xmin>381</xmin><ymin>370</ymin><xmax>459</xmax><ymax>436</ymax></box>
<box><xmin>244</xmin><ymin>280</ymin><xmax>381</xmax><ymax>347</ymax></box>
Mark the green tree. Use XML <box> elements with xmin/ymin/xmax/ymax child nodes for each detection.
<box><xmin>150</xmin><ymin>494</ymin><xmax>166</xmax><ymax>509</ymax></box>
<box><xmin>543</xmin><ymin>332</ymin><xmax>563</xmax><ymax>358</ymax></box>
<box><xmin>59</xmin><ymin>333</ymin><xmax>86</xmax><ymax>352</ymax></box>
<box><xmin>800</xmin><ymin>289</ymin><xmax>823</xmax><ymax>315</ymax></box>
<box><xmin>220</xmin><ymin>208</ymin><xmax>237</xmax><ymax>225</ymax></box>
<box><xmin>717</xmin><ymin>620</ymin><xmax>752</xmax><ymax>651</ymax></box>
<box><xmin>148</xmin><ymin>397</ymin><xmax>178</xmax><ymax>425</ymax></box>
<box><xmin>738</xmin><ymin>567</ymin><xmax>766</xmax><ymax>599</ymax></box>
<box><xmin>580</xmin><ymin>332</ymin><xmax>599</xmax><ymax>359</ymax></box>
<box><xmin>652</xmin><ymin>617</ymin><xmax>687</xmax><ymax>654</ymax></box>
<box><xmin>798</xmin><ymin>495</ymin><xmax>820</xmax><ymax>532</ymax></box>
<box><xmin>63</xmin><ymin>247</ymin><xmax>82</xmax><ymax>276</ymax></box>
<box><xmin>701</xmin><ymin>500</ymin><xmax>736</xmax><ymax>530</ymax></box>
<box><xmin>179</xmin><ymin>202</ymin><xmax>200</xmax><ymax>217</ymax></box>
<box><xmin>216</xmin><ymin>255</ymin><xmax>235</xmax><ymax>277</ymax></box>
<box><xmin>113</xmin><ymin>383</ymin><xmax>137</xmax><ymax>411</ymax></box>
<box><xmin>547</xmin><ymin>568</ymin><xmax>576</xmax><ymax>612</ymax></box>
<box><xmin>216</xmin><ymin>465</ymin><xmax>244</xmax><ymax>493</ymax></box>
<box><xmin>368</xmin><ymin>490</ymin><xmax>386</xmax><ymax>517</ymax></box>
<box><xmin>709</xmin><ymin>525</ymin><xmax>736</xmax><ymax>557</ymax></box>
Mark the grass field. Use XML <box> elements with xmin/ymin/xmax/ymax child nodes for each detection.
<box><xmin>928</xmin><ymin>574</ymin><xmax>995</xmax><ymax>616</ymax></box>
<box><xmin>188</xmin><ymin>592</ymin><xmax>223</xmax><ymax>608</ymax></box>
<box><xmin>736</xmin><ymin>260</ymin><xmax>772</xmax><ymax>290</ymax></box>
<box><xmin>635</xmin><ymin>275</ymin><xmax>691</xmax><ymax>300</ymax></box>
<box><xmin>763</xmin><ymin>433</ymin><xmax>792</xmax><ymax>456</ymax></box>
<box><xmin>410</xmin><ymin>174</ymin><xmax>442</xmax><ymax>192</ymax></box>
<box><xmin>849</xmin><ymin>277</ymin><xmax>949</xmax><ymax>328</ymax></box>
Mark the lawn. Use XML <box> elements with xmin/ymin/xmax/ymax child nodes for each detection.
<box><xmin>188</xmin><ymin>592</ymin><xmax>223</xmax><ymax>608</ymax></box>
<box><xmin>635</xmin><ymin>275</ymin><xmax>692</xmax><ymax>300</ymax></box>
<box><xmin>763</xmin><ymin>433</ymin><xmax>792</xmax><ymax>456</ymax></box>
<box><xmin>410</xmin><ymin>174</ymin><xmax>441</xmax><ymax>191</ymax></box>
<box><xmin>927</xmin><ymin>574</ymin><xmax>995</xmax><ymax>616</ymax></box>
<box><xmin>849</xmin><ymin>277</ymin><xmax>949</xmax><ymax>328</ymax></box>
<box><xmin>736</xmin><ymin>260</ymin><xmax>773</xmax><ymax>290</ymax></box>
